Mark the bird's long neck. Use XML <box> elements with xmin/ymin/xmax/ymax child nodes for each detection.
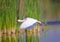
<box><xmin>16</xmin><ymin>20</ymin><xmax>25</xmax><ymax>22</ymax></box>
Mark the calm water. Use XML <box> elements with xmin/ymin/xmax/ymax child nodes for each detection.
<box><xmin>40</xmin><ymin>25</ymin><xmax>60</xmax><ymax>42</ymax></box>
<box><xmin>0</xmin><ymin>27</ymin><xmax>40</xmax><ymax>42</ymax></box>
<box><xmin>1</xmin><ymin>25</ymin><xmax>60</xmax><ymax>42</ymax></box>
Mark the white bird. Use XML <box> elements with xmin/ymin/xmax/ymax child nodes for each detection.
<box><xmin>16</xmin><ymin>17</ymin><xmax>42</xmax><ymax>30</ymax></box>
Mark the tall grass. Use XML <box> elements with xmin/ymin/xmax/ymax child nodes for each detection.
<box><xmin>0</xmin><ymin>0</ymin><xmax>47</xmax><ymax>42</ymax></box>
<box><xmin>24</xmin><ymin>0</ymin><xmax>42</xmax><ymax>42</ymax></box>
<box><xmin>0</xmin><ymin>0</ymin><xmax>18</xmax><ymax>31</ymax></box>
<box><xmin>25</xmin><ymin>0</ymin><xmax>41</xmax><ymax>20</ymax></box>
<box><xmin>0</xmin><ymin>0</ymin><xmax>18</xmax><ymax>42</ymax></box>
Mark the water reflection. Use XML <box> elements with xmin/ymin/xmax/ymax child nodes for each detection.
<box><xmin>1</xmin><ymin>26</ymin><xmax>40</xmax><ymax>42</ymax></box>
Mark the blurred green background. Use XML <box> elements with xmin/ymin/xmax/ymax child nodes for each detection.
<box><xmin>0</xmin><ymin>0</ymin><xmax>60</xmax><ymax>42</ymax></box>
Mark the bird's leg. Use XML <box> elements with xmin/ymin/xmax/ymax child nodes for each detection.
<box><xmin>25</xmin><ymin>29</ymin><xmax>27</xmax><ymax>42</ymax></box>
<box><xmin>38</xmin><ymin>21</ymin><xmax>46</xmax><ymax>31</ymax></box>
<box><xmin>38</xmin><ymin>21</ymin><xmax>42</xmax><ymax>24</ymax></box>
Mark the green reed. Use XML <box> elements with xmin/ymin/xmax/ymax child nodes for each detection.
<box><xmin>0</xmin><ymin>0</ymin><xmax>46</xmax><ymax>42</ymax></box>
<box><xmin>24</xmin><ymin>0</ymin><xmax>42</xmax><ymax>42</ymax></box>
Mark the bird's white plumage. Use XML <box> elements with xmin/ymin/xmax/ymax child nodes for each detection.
<box><xmin>20</xmin><ymin>18</ymin><xmax>38</xmax><ymax>29</ymax></box>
